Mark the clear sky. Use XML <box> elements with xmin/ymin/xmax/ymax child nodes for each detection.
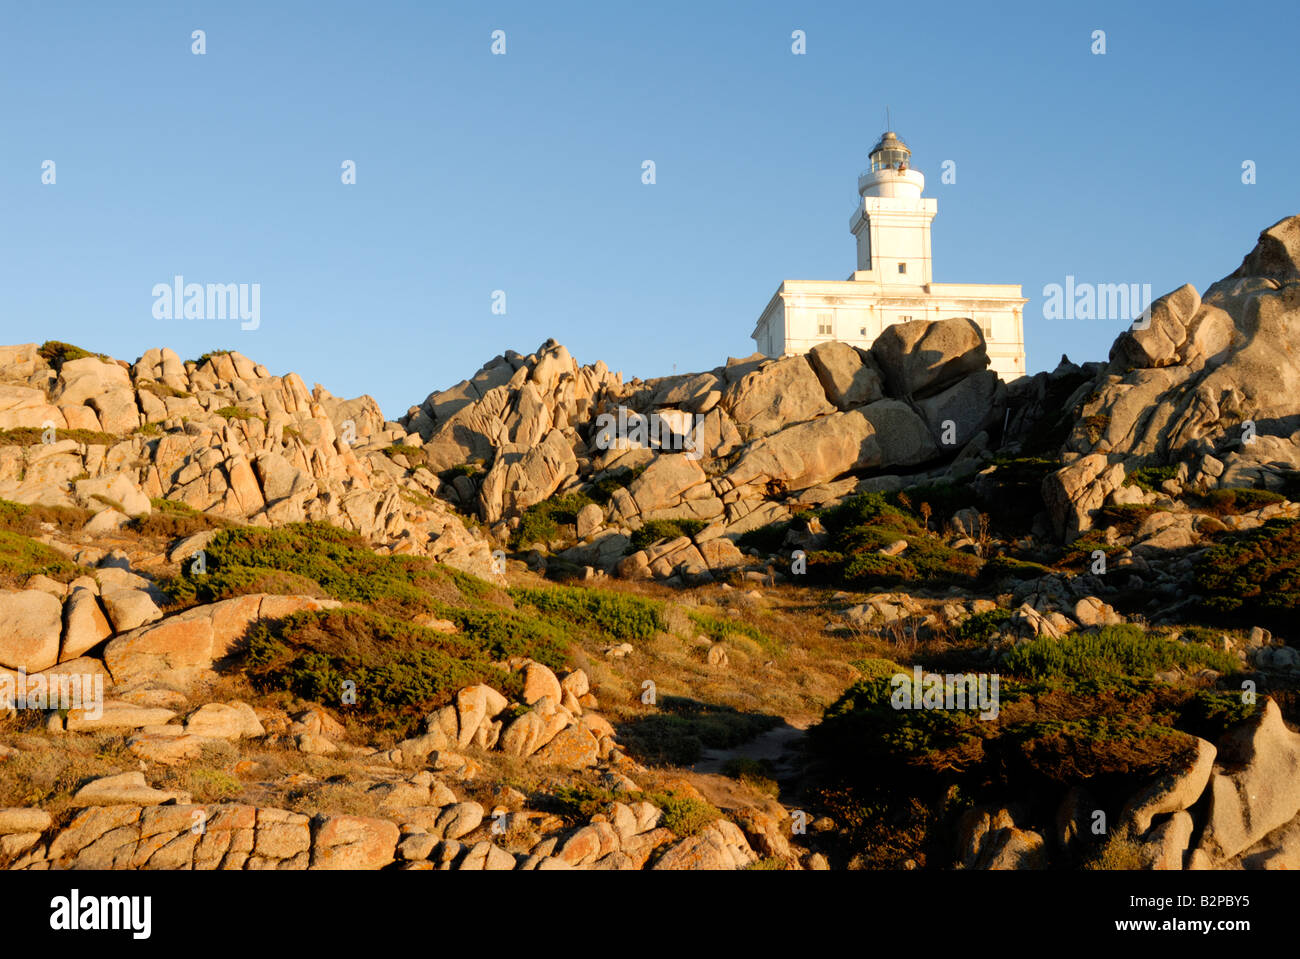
<box><xmin>2</xmin><ymin>0</ymin><xmax>1295</xmax><ymax>419</ymax></box>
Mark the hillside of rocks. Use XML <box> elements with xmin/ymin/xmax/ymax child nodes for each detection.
<box><xmin>0</xmin><ymin>215</ymin><xmax>1297</xmax><ymax>871</ymax></box>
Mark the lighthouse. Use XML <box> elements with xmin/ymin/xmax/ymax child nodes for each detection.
<box><xmin>850</xmin><ymin>132</ymin><xmax>936</xmax><ymax>284</ymax></box>
<box><xmin>751</xmin><ymin>131</ymin><xmax>1027</xmax><ymax>381</ymax></box>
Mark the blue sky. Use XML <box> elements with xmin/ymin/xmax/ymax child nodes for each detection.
<box><xmin>2</xmin><ymin>0</ymin><xmax>1295</xmax><ymax>419</ymax></box>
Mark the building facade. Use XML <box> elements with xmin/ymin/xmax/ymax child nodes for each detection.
<box><xmin>751</xmin><ymin>132</ymin><xmax>1027</xmax><ymax>381</ymax></box>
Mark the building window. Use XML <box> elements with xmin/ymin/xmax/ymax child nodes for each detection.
<box><xmin>816</xmin><ymin>312</ymin><xmax>833</xmax><ymax>336</ymax></box>
<box><xmin>900</xmin><ymin>315</ymin><xmax>913</xmax><ymax>322</ymax></box>
<box><xmin>859</xmin><ymin>327</ymin><xmax>867</xmax><ymax>336</ymax></box>
<box><xmin>898</xmin><ymin>262</ymin><xmax>907</xmax><ymax>274</ymax></box>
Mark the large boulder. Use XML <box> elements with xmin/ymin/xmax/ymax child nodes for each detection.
<box><xmin>721</xmin><ymin>399</ymin><xmax>936</xmax><ymax>495</ymax></box>
<box><xmin>870</xmin><ymin>317</ymin><xmax>989</xmax><ymax>398</ymax></box>
<box><xmin>1198</xmin><ymin>699</ymin><xmax>1300</xmax><ymax>863</ymax></box>
<box><xmin>0</xmin><ymin>589</ymin><xmax>63</xmax><ymax>671</ymax></box>
<box><xmin>721</xmin><ymin>356</ymin><xmax>835</xmax><ymax>439</ymax></box>
<box><xmin>807</xmin><ymin>341</ymin><xmax>883</xmax><ymax>409</ymax></box>
<box><xmin>477</xmin><ymin>429</ymin><xmax>577</xmax><ymax>523</ymax></box>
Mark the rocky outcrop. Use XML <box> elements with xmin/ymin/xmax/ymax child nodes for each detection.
<box><xmin>0</xmin><ymin>345</ymin><xmax>495</xmax><ymax>576</ymax></box>
<box><xmin>1043</xmin><ymin>215</ymin><xmax>1300</xmax><ymax>538</ymax></box>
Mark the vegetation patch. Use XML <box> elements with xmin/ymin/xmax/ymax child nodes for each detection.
<box><xmin>510</xmin><ymin>585</ymin><xmax>663</xmax><ymax>641</ymax></box>
<box><xmin>1125</xmin><ymin>465</ymin><xmax>1178</xmax><ymax>494</ymax></box>
<box><xmin>160</xmin><ymin>522</ymin><xmax>463</xmax><ymax>611</ymax></box>
<box><xmin>688</xmin><ymin>609</ymin><xmax>780</xmax><ymax>655</ymax></box>
<box><xmin>213</xmin><ymin>406</ymin><xmax>258</xmax><ymax>422</ymax></box>
<box><xmin>631</xmin><ymin>518</ymin><xmax>706</xmax><ymax>549</ymax></box>
<box><xmin>383</xmin><ymin>444</ymin><xmax>429</xmax><ymax>469</ymax></box>
<box><xmin>1198</xmin><ymin>488</ymin><xmax>1286</xmax><ymax>516</ymax></box>
<box><xmin>136</xmin><ymin>379</ymin><xmax>193</xmax><ymax>399</ymax></box>
<box><xmin>0</xmin><ymin>529</ymin><xmax>83</xmax><ymax>587</ymax></box>
<box><xmin>512</xmin><ymin>492</ymin><xmax>596</xmax><ymax>548</ymax></box>
<box><xmin>808</xmin><ymin>623</ymin><xmax>1258</xmax><ymax>869</ymax></box>
<box><xmin>811</xmin><ymin>493</ymin><xmax>982</xmax><ymax>588</ymax></box>
<box><xmin>240</xmin><ymin>607</ymin><xmax>526</xmax><ymax>731</ymax></box>
<box><xmin>37</xmin><ymin>340</ymin><xmax>105</xmax><ymax>367</ymax></box>
<box><xmin>1002</xmin><ymin>625</ymin><xmax>1240</xmax><ymax>681</ymax></box>
<box><xmin>1194</xmin><ymin>518</ymin><xmax>1300</xmax><ymax>629</ymax></box>
<box><xmin>0</xmin><ymin>428</ymin><xmax>119</xmax><ymax>447</ymax></box>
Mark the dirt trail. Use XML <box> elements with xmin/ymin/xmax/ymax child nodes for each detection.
<box><xmin>693</xmin><ymin>720</ymin><xmax>811</xmax><ymax>779</ymax></box>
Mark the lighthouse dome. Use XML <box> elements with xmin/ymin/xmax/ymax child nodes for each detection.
<box><xmin>868</xmin><ymin>131</ymin><xmax>911</xmax><ymax>172</ymax></box>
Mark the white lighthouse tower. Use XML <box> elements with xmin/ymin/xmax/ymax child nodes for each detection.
<box><xmin>751</xmin><ymin>130</ymin><xmax>1028</xmax><ymax>381</ymax></box>
<box><xmin>850</xmin><ymin>132</ymin><xmax>937</xmax><ymax>285</ymax></box>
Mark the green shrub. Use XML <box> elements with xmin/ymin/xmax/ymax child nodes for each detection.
<box><xmin>848</xmin><ymin>656</ymin><xmax>907</xmax><ymax>681</ymax></box>
<box><xmin>240</xmin><ymin>607</ymin><xmax>518</xmax><ymax>730</ymax></box>
<box><xmin>193</xmin><ymin>350</ymin><xmax>233</xmax><ymax>365</ymax></box>
<box><xmin>817</xmin><ymin>493</ymin><xmax>982</xmax><ymax>587</ymax></box>
<box><xmin>213</xmin><ymin>406</ymin><xmax>257</xmax><ymax>421</ymax></box>
<box><xmin>978</xmin><ymin>556</ymin><xmax>1052</xmax><ymax>584</ymax></box>
<box><xmin>513</xmin><ymin>492</ymin><xmax>596</xmax><ymax>548</ymax></box>
<box><xmin>0</xmin><ymin>428</ymin><xmax>118</xmax><ymax>447</ymax></box>
<box><xmin>735</xmin><ymin>520</ymin><xmax>791</xmax><ymax>556</ymax></box>
<box><xmin>0</xmin><ymin>529</ymin><xmax>83</xmax><ymax>587</ymax></box>
<box><xmin>1200</xmin><ymin>488</ymin><xmax>1286</xmax><ymax>515</ymax></box>
<box><xmin>136</xmin><ymin>380</ymin><xmax>193</xmax><ymax>399</ymax></box>
<box><xmin>952</xmin><ymin>608</ymin><xmax>1012</xmax><ymax>644</ymax></box>
<box><xmin>161</xmin><ymin>522</ymin><xmax>455</xmax><ymax>609</ymax></box>
<box><xmin>656</xmin><ymin>794</ymin><xmax>723</xmax><ymax>837</ymax></box>
<box><xmin>383</xmin><ymin>444</ymin><xmax>428</xmax><ymax>469</ymax></box>
<box><xmin>618</xmin><ymin>697</ymin><xmax>781</xmax><ymax>766</ymax></box>
<box><xmin>631</xmin><ymin>518</ymin><xmax>705</xmax><ymax>549</ymax></box>
<box><xmin>1194</xmin><ymin>518</ymin><xmax>1300</xmax><ymax>627</ymax></box>
<box><xmin>688</xmin><ymin>610</ymin><xmax>780</xmax><ymax>655</ymax></box>
<box><xmin>510</xmin><ymin>585</ymin><xmax>663</xmax><ymax>641</ymax></box>
<box><xmin>37</xmin><ymin>340</ymin><xmax>101</xmax><ymax>367</ymax></box>
<box><xmin>1125</xmin><ymin>466</ymin><xmax>1178</xmax><ymax>494</ymax></box>
<box><xmin>585</xmin><ymin>466</ymin><xmax>641</xmax><ymax>506</ymax></box>
<box><xmin>1002</xmin><ymin>625</ymin><xmax>1241</xmax><ymax>681</ymax></box>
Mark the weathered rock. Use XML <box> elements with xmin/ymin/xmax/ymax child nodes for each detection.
<box><xmin>0</xmin><ymin>589</ymin><xmax>63</xmax><ymax>671</ymax></box>
<box><xmin>184</xmin><ymin>702</ymin><xmax>265</xmax><ymax>739</ymax></box>
<box><xmin>721</xmin><ymin>355</ymin><xmax>835</xmax><ymax>439</ymax></box>
<box><xmin>1198</xmin><ymin>700</ymin><xmax>1300</xmax><ymax>863</ymax></box>
<box><xmin>311</xmin><ymin>815</ymin><xmax>400</xmax><ymax>869</ymax></box>
<box><xmin>1122</xmin><ymin>738</ymin><xmax>1216</xmax><ymax>836</ymax></box>
<box><xmin>60</xmin><ymin>587</ymin><xmax>113</xmax><ymax>661</ymax></box>
<box><xmin>72</xmin><ymin>772</ymin><xmax>181</xmax><ymax>807</ymax></box>
<box><xmin>871</xmin><ymin>317</ymin><xmax>989</xmax><ymax>398</ymax></box>
<box><xmin>807</xmin><ymin>341</ymin><xmax>883</xmax><ymax>409</ymax></box>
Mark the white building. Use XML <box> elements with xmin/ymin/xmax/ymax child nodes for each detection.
<box><xmin>752</xmin><ymin>132</ymin><xmax>1027</xmax><ymax>381</ymax></box>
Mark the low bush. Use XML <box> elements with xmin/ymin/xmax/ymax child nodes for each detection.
<box><xmin>1194</xmin><ymin>518</ymin><xmax>1300</xmax><ymax>628</ymax></box>
<box><xmin>0</xmin><ymin>428</ymin><xmax>118</xmax><ymax>447</ymax></box>
<box><xmin>513</xmin><ymin>492</ymin><xmax>596</xmax><ymax>548</ymax></box>
<box><xmin>1199</xmin><ymin>488</ymin><xmax>1286</xmax><ymax>516</ymax></box>
<box><xmin>510</xmin><ymin>585</ymin><xmax>663</xmax><ymax>641</ymax></box>
<box><xmin>630</xmin><ymin>518</ymin><xmax>706</xmax><ymax>549</ymax></box>
<box><xmin>1002</xmin><ymin>625</ymin><xmax>1241</xmax><ymax>681</ymax></box>
<box><xmin>0</xmin><ymin>529</ymin><xmax>83</xmax><ymax>587</ymax></box>
<box><xmin>688</xmin><ymin>610</ymin><xmax>780</xmax><ymax>655</ymax></box>
<box><xmin>240</xmin><ymin>607</ymin><xmax>524</xmax><ymax>731</ymax></box>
